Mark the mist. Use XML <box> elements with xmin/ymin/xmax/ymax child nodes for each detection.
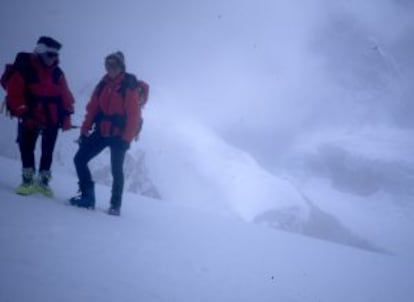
<box><xmin>1</xmin><ymin>1</ymin><xmax>412</xmax><ymax>125</ymax></box>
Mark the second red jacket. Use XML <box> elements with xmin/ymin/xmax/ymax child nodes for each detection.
<box><xmin>81</xmin><ymin>72</ymin><xmax>142</xmax><ymax>143</ymax></box>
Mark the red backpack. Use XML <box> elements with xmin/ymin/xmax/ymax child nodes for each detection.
<box><xmin>1</xmin><ymin>64</ymin><xmax>14</xmax><ymax>91</ymax></box>
<box><xmin>0</xmin><ymin>63</ymin><xmax>14</xmax><ymax>116</ymax></box>
<box><xmin>1</xmin><ymin>53</ymin><xmax>34</xmax><ymax>91</ymax></box>
<box><xmin>1</xmin><ymin>53</ymin><xmax>29</xmax><ymax>116</ymax></box>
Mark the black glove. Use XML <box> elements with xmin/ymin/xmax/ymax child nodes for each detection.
<box><xmin>76</xmin><ymin>134</ymin><xmax>89</xmax><ymax>145</ymax></box>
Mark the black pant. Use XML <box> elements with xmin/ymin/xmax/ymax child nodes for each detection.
<box><xmin>74</xmin><ymin>132</ymin><xmax>128</xmax><ymax>209</ymax></box>
<box><xmin>17</xmin><ymin>122</ymin><xmax>59</xmax><ymax>171</ymax></box>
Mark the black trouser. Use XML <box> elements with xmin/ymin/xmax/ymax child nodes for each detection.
<box><xmin>74</xmin><ymin>132</ymin><xmax>128</xmax><ymax>209</ymax></box>
<box><xmin>17</xmin><ymin>122</ymin><xmax>59</xmax><ymax>171</ymax></box>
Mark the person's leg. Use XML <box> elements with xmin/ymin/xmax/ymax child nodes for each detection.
<box><xmin>17</xmin><ymin>122</ymin><xmax>39</xmax><ymax>171</ymax></box>
<box><xmin>37</xmin><ymin>127</ymin><xmax>59</xmax><ymax>196</ymax></box>
<box><xmin>15</xmin><ymin>122</ymin><xmax>39</xmax><ymax>195</ymax></box>
<box><xmin>74</xmin><ymin>133</ymin><xmax>106</xmax><ymax>187</ymax></box>
<box><xmin>39</xmin><ymin>126</ymin><xmax>59</xmax><ymax>172</ymax></box>
<box><xmin>71</xmin><ymin>133</ymin><xmax>107</xmax><ymax>207</ymax></box>
<box><xmin>108</xmin><ymin>141</ymin><xmax>128</xmax><ymax>213</ymax></box>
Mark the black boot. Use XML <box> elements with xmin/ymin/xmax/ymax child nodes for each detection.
<box><xmin>107</xmin><ymin>207</ymin><xmax>121</xmax><ymax>216</ymax></box>
<box><xmin>108</xmin><ymin>195</ymin><xmax>121</xmax><ymax>216</ymax></box>
<box><xmin>70</xmin><ymin>182</ymin><xmax>95</xmax><ymax>209</ymax></box>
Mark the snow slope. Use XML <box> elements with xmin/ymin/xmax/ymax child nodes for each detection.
<box><xmin>3</xmin><ymin>109</ymin><xmax>413</xmax><ymax>256</ymax></box>
<box><xmin>0</xmin><ymin>156</ymin><xmax>413</xmax><ymax>302</ymax></box>
<box><xmin>283</xmin><ymin>126</ymin><xmax>414</xmax><ymax>256</ymax></box>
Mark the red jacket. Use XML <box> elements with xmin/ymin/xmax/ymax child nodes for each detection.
<box><xmin>6</xmin><ymin>53</ymin><xmax>74</xmax><ymax>129</ymax></box>
<box><xmin>81</xmin><ymin>72</ymin><xmax>142</xmax><ymax>143</ymax></box>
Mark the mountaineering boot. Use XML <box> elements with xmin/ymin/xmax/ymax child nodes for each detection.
<box><xmin>69</xmin><ymin>182</ymin><xmax>95</xmax><ymax>209</ymax></box>
<box><xmin>107</xmin><ymin>195</ymin><xmax>121</xmax><ymax>216</ymax></box>
<box><xmin>107</xmin><ymin>206</ymin><xmax>121</xmax><ymax>216</ymax></box>
<box><xmin>36</xmin><ymin>170</ymin><xmax>53</xmax><ymax>197</ymax></box>
<box><xmin>15</xmin><ymin>168</ymin><xmax>37</xmax><ymax>195</ymax></box>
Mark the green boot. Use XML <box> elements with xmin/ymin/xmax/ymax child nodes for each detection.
<box><xmin>15</xmin><ymin>168</ymin><xmax>37</xmax><ymax>195</ymax></box>
<box><xmin>36</xmin><ymin>170</ymin><xmax>54</xmax><ymax>197</ymax></box>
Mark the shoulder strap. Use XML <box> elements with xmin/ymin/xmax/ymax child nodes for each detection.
<box><xmin>94</xmin><ymin>78</ymin><xmax>106</xmax><ymax>98</ymax></box>
<box><xmin>119</xmin><ymin>73</ymin><xmax>138</xmax><ymax>99</ymax></box>
<box><xmin>52</xmin><ymin>67</ymin><xmax>63</xmax><ymax>84</ymax></box>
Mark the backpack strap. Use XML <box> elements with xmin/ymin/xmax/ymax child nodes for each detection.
<box><xmin>94</xmin><ymin>78</ymin><xmax>106</xmax><ymax>98</ymax></box>
<box><xmin>52</xmin><ymin>67</ymin><xmax>63</xmax><ymax>84</ymax></box>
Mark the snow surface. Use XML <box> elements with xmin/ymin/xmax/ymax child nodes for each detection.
<box><xmin>0</xmin><ymin>156</ymin><xmax>413</xmax><ymax>302</ymax></box>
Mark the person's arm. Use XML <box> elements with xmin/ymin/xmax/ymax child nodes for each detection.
<box><xmin>58</xmin><ymin>73</ymin><xmax>75</xmax><ymax>130</ymax></box>
<box><xmin>81</xmin><ymin>90</ymin><xmax>100</xmax><ymax>136</ymax></box>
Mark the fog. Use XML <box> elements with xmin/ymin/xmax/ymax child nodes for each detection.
<box><xmin>2</xmin><ymin>1</ymin><xmax>412</xmax><ymax>121</ymax></box>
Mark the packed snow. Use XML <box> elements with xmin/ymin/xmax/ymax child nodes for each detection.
<box><xmin>1</xmin><ymin>156</ymin><xmax>413</xmax><ymax>302</ymax></box>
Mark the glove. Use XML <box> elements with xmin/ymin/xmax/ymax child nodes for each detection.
<box><xmin>13</xmin><ymin>104</ymin><xmax>28</xmax><ymax>119</ymax></box>
<box><xmin>75</xmin><ymin>134</ymin><xmax>89</xmax><ymax>145</ymax></box>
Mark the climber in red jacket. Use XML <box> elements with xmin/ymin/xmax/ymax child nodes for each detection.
<box><xmin>5</xmin><ymin>36</ymin><xmax>75</xmax><ymax>197</ymax></box>
<box><xmin>70</xmin><ymin>51</ymin><xmax>148</xmax><ymax>216</ymax></box>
